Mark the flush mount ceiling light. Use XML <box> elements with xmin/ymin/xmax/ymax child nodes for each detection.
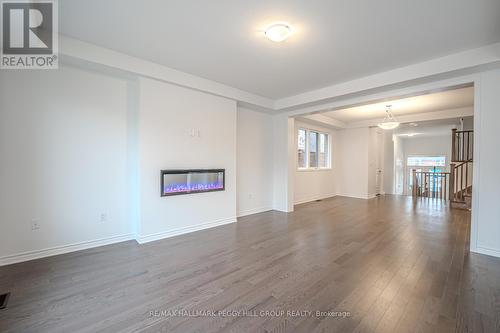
<box><xmin>377</xmin><ymin>105</ymin><xmax>400</xmax><ymax>130</ymax></box>
<box><xmin>264</xmin><ymin>23</ymin><xmax>292</xmax><ymax>42</ymax></box>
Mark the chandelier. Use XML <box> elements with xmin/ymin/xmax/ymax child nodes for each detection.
<box><xmin>377</xmin><ymin>105</ymin><xmax>400</xmax><ymax>130</ymax></box>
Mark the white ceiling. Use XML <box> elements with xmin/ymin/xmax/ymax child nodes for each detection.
<box><xmin>321</xmin><ymin>86</ymin><xmax>474</xmax><ymax>123</ymax></box>
<box><xmin>59</xmin><ymin>1</ymin><xmax>500</xmax><ymax>99</ymax></box>
<box><xmin>393</xmin><ymin>118</ymin><xmax>465</xmax><ymax>138</ymax></box>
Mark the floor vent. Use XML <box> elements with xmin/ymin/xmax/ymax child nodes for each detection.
<box><xmin>0</xmin><ymin>292</ymin><xmax>10</xmax><ymax>310</ymax></box>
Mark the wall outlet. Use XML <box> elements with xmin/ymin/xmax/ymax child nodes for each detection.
<box><xmin>31</xmin><ymin>219</ymin><xmax>40</xmax><ymax>230</ymax></box>
<box><xmin>99</xmin><ymin>213</ymin><xmax>107</xmax><ymax>222</ymax></box>
<box><xmin>189</xmin><ymin>128</ymin><xmax>201</xmax><ymax>138</ymax></box>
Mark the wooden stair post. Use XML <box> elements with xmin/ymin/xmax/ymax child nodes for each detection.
<box><xmin>451</xmin><ymin>128</ymin><xmax>457</xmax><ymax>162</ymax></box>
<box><xmin>449</xmin><ymin>163</ymin><xmax>455</xmax><ymax>201</ymax></box>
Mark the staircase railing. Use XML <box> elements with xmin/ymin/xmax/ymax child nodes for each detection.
<box><xmin>452</xmin><ymin>129</ymin><xmax>473</xmax><ymax>162</ymax></box>
<box><xmin>450</xmin><ymin>128</ymin><xmax>473</xmax><ymax>205</ymax></box>
<box><xmin>412</xmin><ymin>129</ymin><xmax>474</xmax><ymax>205</ymax></box>
<box><xmin>450</xmin><ymin>161</ymin><xmax>473</xmax><ymax>203</ymax></box>
<box><xmin>412</xmin><ymin>170</ymin><xmax>450</xmax><ymax>200</ymax></box>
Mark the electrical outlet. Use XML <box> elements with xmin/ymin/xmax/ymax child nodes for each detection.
<box><xmin>31</xmin><ymin>219</ymin><xmax>40</xmax><ymax>230</ymax></box>
<box><xmin>99</xmin><ymin>213</ymin><xmax>107</xmax><ymax>222</ymax></box>
<box><xmin>189</xmin><ymin>128</ymin><xmax>201</xmax><ymax>138</ymax></box>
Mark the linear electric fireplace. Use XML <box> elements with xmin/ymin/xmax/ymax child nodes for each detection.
<box><xmin>160</xmin><ymin>169</ymin><xmax>225</xmax><ymax>197</ymax></box>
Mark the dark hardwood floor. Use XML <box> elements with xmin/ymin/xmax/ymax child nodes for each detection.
<box><xmin>1</xmin><ymin>195</ymin><xmax>499</xmax><ymax>333</ymax></box>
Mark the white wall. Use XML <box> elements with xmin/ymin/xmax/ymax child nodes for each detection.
<box><xmin>336</xmin><ymin>127</ymin><xmax>370</xmax><ymax>198</ymax></box>
<box><xmin>367</xmin><ymin>128</ymin><xmax>385</xmax><ymax>197</ymax></box>
<box><xmin>294</xmin><ymin>121</ymin><xmax>337</xmax><ymax>205</ymax></box>
<box><xmin>462</xmin><ymin>116</ymin><xmax>474</xmax><ymax>131</ymax></box>
<box><xmin>137</xmin><ymin>78</ymin><xmax>237</xmax><ymax>242</ymax></box>
<box><xmin>472</xmin><ymin>69</ymin><xmax>500</xmax><ymax>257</ymax></box>
<box><xmin>236</xmin><ymin>107</ymin><xmax>274</xmax><ymax>216</ymax></box>
<box><xmin>403</xmin><ymin>135</ymin><xmax>452</xmax><ymax>171</ymax></box>
<box><xmin>383</xmin><ymin>132</ymin><xmax>395</xmax><ymax>194</ymax></box>
<box><xmin>0</xmin><ymin>65</ymin><xmax>132</xmax><ymax>264</ymax></box>
<box><xmin>1</xmin><ymin>64</ymin><xmax>498</xmax><ymax>264</ymax></box>
<box><xmin>393</xmin><ymin>135</ymin><xmax>405</xmax><ymax>195</ymax></box>
<box><xmin>0</xmin><ymin>67</ymin><xmax>273</xmax><ymax>262</ymax></box>
<box><xmin>272</xmin><ymin>115</ymin><xmax>295</xmax><ymax>212</ymax></box>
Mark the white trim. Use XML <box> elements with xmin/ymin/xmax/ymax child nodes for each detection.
<box><xmin>298</xmin><ymin>114</ymin><xmax>347</xmax><ymax>129</ymax></box>
<box><xmin>286</xmin><ymin>75</ymin><xmax>479</xmax><ymax>117</ymax></box>
<box><xmin>59</xmin><ymin>36</ymin><xmax>274</xmax><ymax>110</ymax></box>
<box><xmin>336</xmin><ymin>193</ymin><xmax>378</xmax><ymax>200</ymax></box>
<box><xmin>345</xmin><ymin>107</ymin><xmax>474</xmax><ymax>129</ymax></box>
<box><xmin>136</xmin><ymin>217</ymin><xmax>236</xmax><ymax>244</ymax></box>
<box><xmin>296</xmin><ymin>168</ymin><xmax>333</xmax><ymax>172</ymax></box>
<box><xmin>0</xmin><ymin>234</ymin><xmax>134</xmax><ymax>266</ymax></box>
<box><xmin>296</xmin><ymin>127</ymin><xmax>332</xmax><ymax>170</ymax></box>
<box><xmin>294</xmin><ymin>194</ymin><xmax>336</xmax><ymax>205</ymax></box>
<box><xmin>470</xmin><ymin>75</ymin><xmax>481</xmax><ymax>254</ymax></box>
<box><xmin>474</xmin><ymin>246</ymin><xmax>500</xmax><ymax>258</ymax></box>
<box><xmin>275</xmin><ymin>43</ymin><xmax>500</xmax><ymax>110</ymax></box>
<box><xmin>237</xmin><ymin>207</ymin><xmax>273</xmax><ymax>217</ymax></box>
<box><xmin>59</xmin><ymin>37</ymin><xmax>499</xmax><ymax>113</ymax></box>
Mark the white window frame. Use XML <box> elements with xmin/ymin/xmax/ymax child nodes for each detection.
<box><xmin>297</xmin><ymin>127</ymin><xmax>332</xmax><ymax>171</ymax></box>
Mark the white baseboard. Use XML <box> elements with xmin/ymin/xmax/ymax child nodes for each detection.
<box><xmin>473</xmin><ymin>246</ymin><xmax>500</xmax><ymax>258</ymax></box>
<box><xmin>237</xmin><ymin>206</ymin><xmax>273</xmax><ymax>218</ymax></box>
<box><xmin>137</xmin><ymin>216</ymin><xmax>236</xmax><ymax>244</ymax></box>
<box><xmin>336</xmin><ymin>193</ymin><xmax>377</xmax><ymax>200</ymax></box>
<box><xmin>294</xmin><ymin>194</ymin><xmax>336</xmax><ymax>205</ymax></box>
<box><xmin>0</xmin><ymin>233</ymin><xmax>134</xmax><ymax>266</ymax></box>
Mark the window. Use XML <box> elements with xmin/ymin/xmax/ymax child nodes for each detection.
<box><xmin>297</xmin><ymin>129</ymin><xmax>307</xmax><ymax>168</ymax></box>
<box><xmin>309</xmin><ymin>131</ymin><xmax>318</xmax><ymax>168</ymax></box>
<box><xmin>407</xmin><ymin>156</ymin><xmax>446</xmax><ymax>167</ymax></box>
<box><xmin>318</xmin><ymin>133</ymin><xmax>329</xmax><ymax>168</ymax></box>
<box><xmin>297</xmin><ymin>128</ymin><xmax>331</xmax><ymax>169</ymax></box>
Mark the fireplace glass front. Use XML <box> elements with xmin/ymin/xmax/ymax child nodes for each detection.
<box><xmin>160</xmin><ymin>169</ymin><xmax>225</xmax><ymax>196</ymax></box>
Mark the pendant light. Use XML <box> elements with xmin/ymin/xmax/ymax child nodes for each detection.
<box><xmin>377</xmin><ymin>105</ymin><xmax>400</xmax><ymax>130</ymax></box>
<box><xmin>264</xmin><ymin>23</ymin><xmax>292</xmax><ymax>42</ymax></box>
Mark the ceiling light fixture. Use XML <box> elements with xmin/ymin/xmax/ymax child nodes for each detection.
<box><xmin>377</xmin><ymin>105</ymin><xmax>400</xmax><ymax>130</ymax></box>
<box><xmin>264</xmin><ymin>23</ymin><xmax>292</xmax><ymax>42</ymax></box>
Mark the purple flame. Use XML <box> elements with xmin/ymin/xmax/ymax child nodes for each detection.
<box><xmin>163</xmin><ymin>181</ymin><xmax>224</xmax><ymax>194</ymax></box>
